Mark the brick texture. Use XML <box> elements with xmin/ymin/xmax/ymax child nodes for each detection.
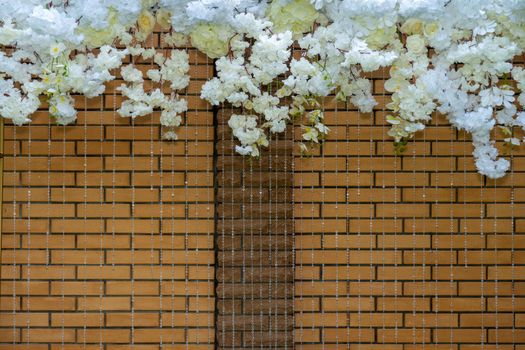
<box><xmin>1</xmin><ymin>38</ymin><xmax>525</xmax><ymax>350</ymax></box>
<box><xmin>293</xmin><ymin>62</ymin><xmax>525</xmax><ymax>348</ymax></box>
<box><xmin>0</xmin><ymin>35</ymin><xmax>216</xmax><ymax>348</ymax></box>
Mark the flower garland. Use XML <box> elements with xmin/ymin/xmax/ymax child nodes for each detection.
<box><xmin>1</xmin><ymin>0</ymin><xmax>525</xmax><ymax>178</ymax></box>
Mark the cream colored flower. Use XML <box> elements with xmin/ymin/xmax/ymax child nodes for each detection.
<box><xmin>156</xmin><ymin>9</ymin><xmax>172</xmax><ymax>30</ymax></box>
<box><xmin>406</xmin><ymin>34</ymin><xmax>427</xmax><ymax>54</ymax></box>
<box><xmin>401</xmin><ymin>18</ymin><xmax>424</xmax><ymax>35</ymax></box>
<box><xmin>424</xmin><ymin>22</ymin><xmax>440</xmax><ymax>37</ymax></box>
<box><xmin>76</xmin><ymin>9</ymin><xmax>122</xmax><ymax>47</ymax></box>
<box><xmin>189</xmin><ymin>23</ymin><xmax>233</xmax><ymax>59</ymax></box>
<box><xmin>266</xmin><ymin>0</ymin><xmax>318</xmax><ymax>37</ymax></box>
<box><xmin>365</xmin><ymin>26</ymin><xmax>397</xmax><ymax>50</ymax></box>
<box><xmin>137</xmin><ymin>10</ymin><xmax>155</xmax><ymax>36</ymax></box>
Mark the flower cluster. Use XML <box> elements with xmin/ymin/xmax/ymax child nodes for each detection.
<box><xmin>118</xmin><ymin>46</ymin><xmax>189</xmax><ymax>140</ymax></box>
<box><xmin>378</xmin><ymin>1</ymin><xmax>525</xmax><ymax>178</ymax></box>
<box><xmin>0</xmin><ymin>1</ymin><xmax>190</xmax><ymax>139</ymax></box>
<box><xmin>1</xmin><ymin>0</ymin><xmax>525</xmax><ymax>178</ymax></box>
<box><xmin>200</xmin><ymin>25</ymin><xmax>295</xmax><ymax>156</ymax></box>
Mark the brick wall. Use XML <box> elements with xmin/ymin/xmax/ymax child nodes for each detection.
<box><xmin>0</xmin><ymin>40</ymin><xmax>216</xmax><ymax>348</ymax></box>
<box><xmin>0</xmin><ymin>41</ymin><xmax>524</xmax><ymax>350</ymax></box>
<box><xmin>293</xmin><ymin>64</ymin><xmax>525</xmax><ymax>348</ymax></box>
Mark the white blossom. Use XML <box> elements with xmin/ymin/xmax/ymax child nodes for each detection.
<box><xmin>1</xmin><ymin>0</ymin><xmax>524</xmax><ymax>177</ymax></box>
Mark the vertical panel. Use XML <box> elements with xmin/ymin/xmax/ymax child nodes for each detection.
<box><xmin>215</xmin><ymin>106</ymin><xmax>294</xmax><ymax>349</ymax></box>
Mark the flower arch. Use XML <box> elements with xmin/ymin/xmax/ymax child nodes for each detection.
<box><xmin>1</xmin><ymin>0</ymin><xmax>525</xmax><ymax>178</ymax></box>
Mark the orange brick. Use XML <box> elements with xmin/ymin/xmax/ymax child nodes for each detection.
<box><xmin>105</xmin><ymin>281</ymin><xmax>160</xmax><ymax>295</ymax></box>
<box><xmin>50</xmin><ymin>281</ymin><xmax>103</xmax><ymax>295</ymax></box>
<box><xmin>0</xmin><ymin>312</ymin><xmax>49</xmax><ymax>327</ymax></box>
<box><xmin>77</xmin><ymin>329</ymin><xmax>131</xmax><ymax>343</ymax></box>
<box><xmin>405</xmin><ymin>313</ymin><xmax>458</xmax><ymax>327</ymax></box>
<box><xmin>377</xmin><ymin>297</ymin><xmax>430</xmax><ymax>312</ymax></box>
<box><xmin>106</xmin><ymin>312</ymin><xmax>159</xmax><ymax>327</ymax></box>
<box><xmin>21</xmin><ymin>297</ymin><xmax>75</xmax><ymax>311</ymax></box>
<box><xmin>77</xmin><ymin>296</ymin><xmax>130</xmax><ymax>311</ymax></box>
<box><xmin>77</xmin><ymin>266</ymin><xmax>130</xmax><ymax>280</ymax></box>
<box><xmin>377</xmin><ymin>328</ymin><xmax>431</xmax><ymax>343</ymax></box>
<box><xmin>323</xmin><ymin>297</ymin><xmax>374</xmax><ymax>311</ymax></box>
<box><xmin>434</xmin><ymin>328</ymin><xmax>486</xmax><ymax>343</ymax></box>
<box><xmin>133</xmin><ymin>329</ymin><xmax>185</xmax><ymax>343</ymax></box>
<box><xmin>376</xmin><ymin>203</ymin><xmax>429</xmax><ymax>217</ymax></box>
<box><xmin>433</xmin><ymin>297</ymin><xmax>484</xmax><ymax>312</ymax></box>
<box><xmin>323</xmin><ymin>327</ymin><xmax>375</xmax><ymax>343</ymax></box>
<box><xmin>460</xmin><ymin>313</ymin><xmax>514</xmax><ymax>327</ymax></box>
<box><xmin>21</xmin><ymin>328</ymin><xmax>75</xmax><ymax>343</ymax></box>
<box><xmin>50</xmin><ymin>312</ymin><xmax>103</xmax><ymax>327</ymax></box>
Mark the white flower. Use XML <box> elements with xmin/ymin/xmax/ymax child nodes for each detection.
<box><xmin>252</xmin><ymin>93</ymin><xmax>279</xmax><ymax>114</ymax></box>
<box><xmin>302</xmin><ymin>126</ymin><xmax>319</xmax><ymax>142</ymax></box>
<box><xmin>232</xmin><ymin>13</ymin><xmax>271</xmax><ymax>38</ymax></box>
<box><xmin>504</xmin><ymin>137</ymin><xmax>521</xmax><ymax>146</ymax></box>
<box><xmin>201</xmin><ymin>78</ymin><xmax>225</xmax><ymax>105</ymax></box>
<box><xmin>147</xmin><ymin>69</ymin><xmax>161</xmax><ymax>82</ymax></box>
<box><xmin>49</xmin><ymin>94</ymin><xmax>77</xmax><ymax>125</ymax></box>
<box><xmin>315</xmin><ymin>123</ymin><xmax>330</xmax><ymax>134</ymax></box>
<box><xmin>161</xmin><ymin>50</ymin><xmax>190</xmax><ymax>90</ymax></box>
<box><xmin>480</xmin><ymin>87</ymin><xmax>515</xmax><ymax>108</ymax></box>
<box><xmin>121</xmin><ymin>65</ymin><xmax>143</xmax><ymax>83</ymax></box>
<box><xmin>142</xmin><ymin>48</ymin><xmax>156</xmax><ymax>60</ymax></box>
<box><xmin>163</xmin><ymin>131</ymin><xmax>178</xmax><ymax>140</ymax></box>
<box><xmin>0</xmin><ymin>80</ymin><xmax>39</xmax><ymax>125</ymax></box>
<box><xmin>235</xmin><ymin>144</ymin><xmax>258</xmax><ymax>156</ymax></box>
<box><xmin>50</xmin><ymin>43</ymin><xmax>67</xmax><ymax>58</ymax></box>
<box><xmin>29</xmin><ymin>6</ymin><xmax>82</xmax><ymax>45</ymax></box>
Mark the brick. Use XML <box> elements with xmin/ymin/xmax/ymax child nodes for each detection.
<box><xmin>77</xmin><ymin>266</ymin><xmax>131</xmax><ymax>280</ymax></box>
<box><xmin>377</xmin><ymin>328</ymin><xmax>431</xmax><ymax>343</ymax></box>
<box><xmin>77</xmin><ymin>329</ymin><xmax>131</xmax><ymax>343</ymax></box>
<box><xmin>77</xmin><ymin>296</ymin><xmax>130</xmax><ymax>311</ymax></box>
<box><xmin>133</xmin><ymin>329</ymin><xmax>185</xmax><ymax>343</ymax></box>
<box><xmin>405</xmin><ymin>313</ymin><xmax>458</xmax><ymax>327</ymax></box>
<box><xmin>377</xmin><ymin>297</ymin><xmax>430</xmax><ymax>312</ymax></box>
<box><xmin>460</xmin><ymin>313</ymin><xmax>514</xmax><ymax>327</ymax></box>
<box><xmin>433</xmin><ymin>329</ymin><xmax>486</xmax><ymax>343</ymax></box>
<box><xmin>434</xmin><ymin>297</ymin><xmax>485</xmax><ymax>311</ymax></box>
<box><xmin>0</xmin><ymin>281</ymin><xmax>49</xmax><ymax>296</ymax></box>
<box><xmin>21</xmin><ymin>297</ymin><xmax>75</xmax><ymax>311</ymax></box>
<box><xmin>106</xmin><ymin>312</ymin><xmax>159</xmax><ymax>327</ymax></box>
<box><xmin>106</xmin><ymin>281</ymin><xmax>160</xmax><ymax>296</ymax></box>
<box><xmin>348</xmin><ymin>312</ymin><xmax>402</xmax><ymax>327</ymax></box>
<box><xmin>323</xmin><ymin>297</ymin><xmax>374</xmax><ymax>311</ymax></box>
<box><xmin>22</xmin><ymin>266</ymin><xmax>75</xmax><ymax>280</ymax></box>
<box><xmin>0</xmin><ymin>312</ymin><xmax>49</xmax><ymax>327</ymax></box>
<box><xmin>21</xmin><ymin>328</ymin><xmax>75</xmax><ymax>343</ymax></box>
<box><xmin>376</xmin><ymin>203</ymin><xmax>430</xmax><ymax>217</ymax></box>
<box><xmin>21</xmin><ymin>203</ymin><xmax>75</xmax><ymax>217</ymax></box>
<box><xmin>50</xmin><ymin>312</ymin><xmax>103</xmax><ymax>327</ymax></box>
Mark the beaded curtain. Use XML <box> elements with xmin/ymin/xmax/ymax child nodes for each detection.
<box><xmin>1</xmin><ymin>40</ymin><xmax>524</xmax><ymax>350</ymax></box>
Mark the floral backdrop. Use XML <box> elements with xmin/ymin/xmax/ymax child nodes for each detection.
<box><xmin>1</xmin><ymin>0</ymin><xmax>525</xmax><ymax>178</ymax></box>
